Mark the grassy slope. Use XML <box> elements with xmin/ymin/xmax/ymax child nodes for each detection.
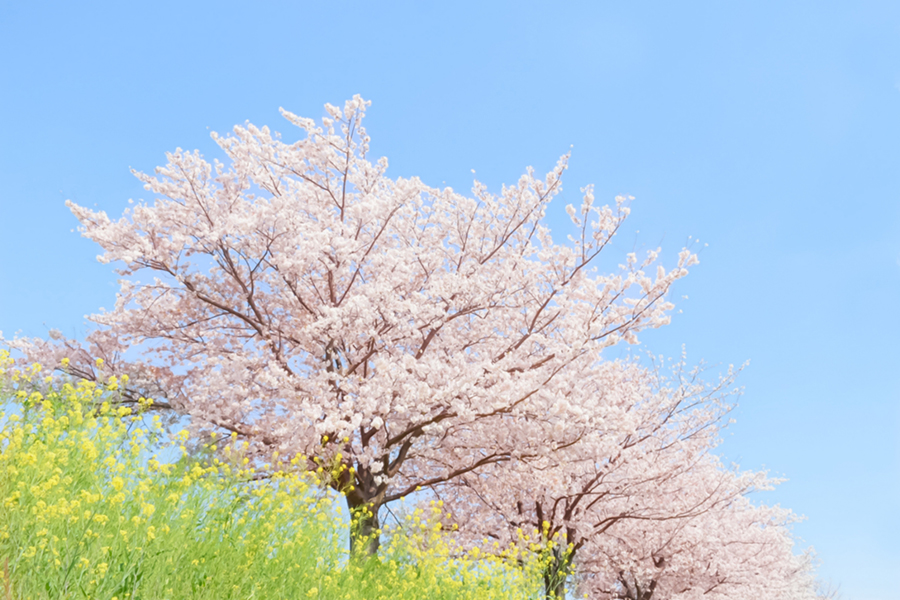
<box><xmin>0</xmin><ymin>354</ymin><xmax>545</xmax><ymax>600</ymax></box>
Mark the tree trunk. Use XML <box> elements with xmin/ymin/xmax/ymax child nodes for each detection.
<box><xmin>346</xmin><ymin>495</ymin><xmax>381</xmax><ymax>557</ymax></box>
<box><xmin>544</xmin><ymin>572</ymin><xmax>567</xmax><ymax>600</ymax></box>
<box><xmin>543</xmin><ymin>545</ymin><xmax>572</xmax><ymax>599</ymax></box>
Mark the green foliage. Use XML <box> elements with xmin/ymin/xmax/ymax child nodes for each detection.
<box><xmin>0</xmin><ymin>352</ymin><xmax>544</xmax><ymax>599</ymax></box>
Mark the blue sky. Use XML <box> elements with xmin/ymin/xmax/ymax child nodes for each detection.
<box><xmin>1</xmin><ymin>1</ymin><xmax>898</xmax><ymax>597</ymax></box>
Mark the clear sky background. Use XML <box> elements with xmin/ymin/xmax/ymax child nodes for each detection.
<box><xmin>1</xmin><ymin>2</ymin><xmax>898</xmax><ymax>598</ymax></box>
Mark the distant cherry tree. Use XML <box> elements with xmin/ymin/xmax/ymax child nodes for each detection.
<box><xmin>576</xmin><ymin>476</ymin><xmax>820</xmax><ymax>600</ymax></box>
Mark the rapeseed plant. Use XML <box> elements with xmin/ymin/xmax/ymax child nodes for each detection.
<box><xmin>0</xmin><ymin>351</ymin><xmax>545</xmax><ymax>599</ymax></box>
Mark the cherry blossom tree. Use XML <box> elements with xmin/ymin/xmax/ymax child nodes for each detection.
<box><xmin>436</xmin><ymin>355</ymin><xmax>827</xmax><ymax>600</ymax></box>
<box><xmin>435</xmin><ymin>357</ymin><xmax>750</xmax><ymax>598</ymax></box>
<box><xmin>576</xmin><ymin>485</ymin><xmax>820</xmax><ymax>600</ymax></box>
<box><xmin>3</xmin><ymin>96</ymin><xmax>697</xmax><ymax>555</ymax></box>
